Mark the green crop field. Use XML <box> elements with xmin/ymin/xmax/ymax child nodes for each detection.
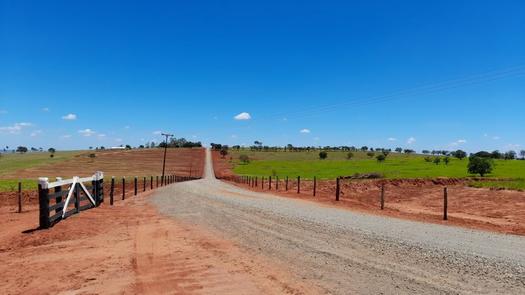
<box><xmin>227</xmin><ymin>150</ymin><xmax>525</xmax><ymax>182</ymax></box>
<box><xmin>0</xmin><ymin>151</ymin><xmax>81</xmax><ymax>191</ymax></box>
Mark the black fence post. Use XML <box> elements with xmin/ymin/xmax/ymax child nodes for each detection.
<box><xmin>276</xmin><ymin>176</ymin><xmax>279</xmax><ymax>190</ymax></box>
<box><xmin>286</xmin><ymin>176</ymin><xmax>288</xmax><ymax>191</ymax></box>
<box><xmin>443</xmin><ymin>187</ymin><xmax>448</xmax><ymax>220</ymax></box>
<box><xmin>54</xmin><ymin>177</ymin><xmax>62</xmax><ymax>213</ymax></box>
<box><xmin>313</xmin><ymin>176</ymin><xmax>316</xmax><ymax>197</ymax></box>
<box><xmin>269</xmin><ymin>176</ymin><xmax>272</xmax><ymax>190</ymax></box>
<box><xmin>380</xmin><ymin>183</ymin><xmax>385</xmax><ymax>210</ymax></box>
<box><xmin>98</xmin><ymin>172</ymin><xmax>104</xmax><ymax>204</ymax></box>
<box><xmin>74</xmin><ymin>183</ymin><xmax>80</xmax><ymax>213</ymax></box>
<box><xmin>150</xmin><ymin>176</ymin><xmax>153</xmax><ymax>190</ymax></box>
<box><xmin>255</xmin><ymin>176</ymin><xmax>258</xmax><ymax>187</ymax></box>
<box><xmin>143</xmin><ymin>177</ymin><xmax>146</xmax><ymax>192</ymax></box>
<box><xmin>261</xmin><ymin>177</ymin><xmax>264</xmax><ymax>189</ymax></box>
<box><xmin>38</xmin><ymin>178</ymin><xmax>50</xmax><ymax>229</ymax></box>
<box><xmin>122</xmin><ymin>177</ymin><xmax>126</xmax><ymax>200</ymax></box>
<box><xmin>297</xmin><ymin>176</ymin><xmax>300</xmax><ymax>194</ymax></box>
<box><xmin>134</xmin><ymin>177</ymin><xmax>138</xmax><ymax>196</ymax></box>
<box><xmin>18</xmin><ymin>181</ymin><xmax>22</xmax><ymax>213</ymax></box>
<box><xmin>336</xmin><ymin>177</ymin><xmax>340</xmax><ymax>201</ymax></box>
<box><xmin>110</xmin><ymin>177</ymin><xmax>115</xmax><ymax>205</ymax></box>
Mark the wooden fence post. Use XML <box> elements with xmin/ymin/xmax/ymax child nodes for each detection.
<box><xmin>143</xmin><ymin>177</ymin><xmax>146</xmax><ymax>192</ymax></box>
<box><xmin>18</xmin><ymin>181</ymin><xmax>22</xmax><ymax>213</ymax></box>
<box><xmin>286</xmin><ymin>176</ymin><xmax>288</xmax><ymax>191</ymax></box>
<box><xmin>150</xmin><ymin>176</ymin><xmax>153</xmax><ymax>190</ymax></box>
<box><xmin>336</xmin><ymin>177</ymin><xmax>340</xmax><ymax>201</ymax></box>
<box><xmin>297</xmin><ymin>176</ymin><xmax>300</xmax><ymax>194</ymax></box>
<box><xmin>269</xmin><ymin>176</ymin><xmax>272</xmax><ymax>190</ymax></box>
<box><xmin>313</xmin><ymin>176</ymin><xmax>316</xmax><ymax>197</ymax></box>
<box><xmin>110</xmin><ymin>177</ymin><xmax>115</xmax><ymax>205</ymax></box>
<box><xmin>443</xmin><ymin>187</ymin><xmax>448</xmax><ymax>220</ymax></box>
<box><xmin>380</xmin><ymin>183</ymin><xmax>385</xmax><ymax>210</ymax></box>
<box><xmin>54</xmin><ymin>177</ymin><xmax>62</xmax><ymax>213</ymax></box>
<box><xmin>38</xmin><ymin>178</ymin><xmax>50</xmax><ymax>229</ymax></box>
<box><xmin>261</xmin><ymin>177</ymin><xmax>264</xmax><ymax>189</ymax></box>
<box><xmin>156</xmin><ymin>176</ymin><xmax>159</xmax><ymax>188</ymax></box>
<box><xmin>122</xmin><ymin>177</ymin><xmax>126</xmax><ymax>200</ymax></box>
<box><xmin>276</xmin><ymin>176</ymin><xmax>279</xmax><ymax>190</ymax></box>
<box><xmin>134</xmin><ymin>177</ymin><xmax>138</xmax><ymax>196</ymax></box>
<box><xmin>255</xmin><ymin>176</ymin><xmax>258</xmax><ymax>187</ymax></box>
<box><xmin>74</xmin><ymin>183</ymin><xmax>80</xmax><ymax>213</ymax></box>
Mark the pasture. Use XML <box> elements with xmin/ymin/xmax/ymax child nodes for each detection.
<box><xmin>228</xmin><ymin>150</ymin><xmax>525</xmax><ymax>181</ymax></box>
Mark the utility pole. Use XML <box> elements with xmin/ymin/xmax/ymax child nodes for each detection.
<box><xmin>161</xmin><ymin>133</ymin><xmax>173</xmax><ymax>185</ymax></box>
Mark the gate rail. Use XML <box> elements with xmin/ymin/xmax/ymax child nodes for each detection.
<box><xmin>38</xmin><ymin>171</ymin><xmax>104</xmax><ymax>229</ymax></box>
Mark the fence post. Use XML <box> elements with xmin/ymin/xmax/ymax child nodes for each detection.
<box><xmin>297</xmin><ymin>176</ymin><xmax>300</xmax><ymax>194</ymax></box>
<box><xmin>261</xmin><ymin>177</ymin><xmax>264</xmax><ymax>189</ymax></box>
<box><xmin>122</xmin><ymin>177</ymin><xmax>126</xmax><ymax>200</ymax></box>
<box><xmin>443</xmin><ymin>187</ymin><xmax>448</xmax><ymax>220</ymax></box>
<box><xmin>313</xmin><ymin>176</ymin><xmax>316</xmax><ymax>197</ymax></box>
<box><xmin>98</xmin><ymin>171</ymin><xmax>104</xmax><ymax>204</ymax></box>
<box><xmin>276</xmin><ymin>176</ymin><xmax>279</xmax><ymax>190</ymax></box>
<box><xmin>38</xmin><ymin>178</ymin><xmax>50</xmax><ymax>229</ymax></box>
<box><xmin>336</xmin><ymin>177</ymin><xmax>340</xmax><ymax>201</ymax></box>
<box><xmin>110</xmin><ymin>177</ymin><xmax>115</xmax><ymax>205</ymax></box>
<box><xmin>380</xmin><ymin>183</ymin><xmax>385</xmax><ymax>210</ymax></box>
<box><xmin>54</xmin><ymin>177</ymin><xmax>62</xmax><ymax>213</ymax></box>
<box><xmin>134</xmin><ymin>177</ymin><xmax>138</xmax><ymax>196</ymax></box>
<box><xmin>143</xmin><ymin>177</ymin><xmax>146</xmax><ymax>192</ymax></box>
<box><xmin>150</xmin><ymin>176</ymin><xmax>153</xmax><ymax>190</ymax></box>
<box><xmin>18</xmin><ymin>181</ymin><xmax>22</xmax><ymax>213</ymax></box>
<box><xmin>156</xmin><ymin>176</ymin><xmax>159</xmax><ymax>188</ymax></box>
<box><xmin>286</xmin><ymin>176</ymin><xmax>288</xmax><ymax>191</ymax></box>
<box><xmin>255</xmin><ymin>176</ymin><xmax>258</xmax><ymax>187</ymax></box>
<box><xmin>269</xmin><ymin>176</ymin><xmax>272</xmax><ymax>190</ymax></box>
<box><xmin>74</xmin><ymin>182</ymin><xmax>80</xmax><ymax>213</ymax></box>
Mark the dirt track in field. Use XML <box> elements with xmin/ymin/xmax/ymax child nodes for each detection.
<box><xmin>213</xmin><ymin>151</ymin><xmax>525</xmax><ymax>235</ymax></box>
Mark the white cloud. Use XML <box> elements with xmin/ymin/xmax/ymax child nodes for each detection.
<box><xmin>115</xmin><ymin>138</ymin><xmax>123</xmax><ymax>142</ymax></box>
<box><xmin>234</xmin><ymin>112</ymin><xmax>251</xmax><ymax>120</ymax></box>
<box><xmin>42</xmin><ymin>107</ymin><xmax>49</xmax><ymax>112</ymax></box>
<box><xmin>62</xmin><ymin>113</ymin><xmax>77</xmax><ymax>120</ymax></box>
<box><xmin>507</xmin><ymin>143</ymin><xmax>521</xmax><ymax>150</ymax></box>
<box><xmin>97</xmin><ymin>133</ymin><xmax>106</xmax><ymax>138</ymax></box>
<box><xmin>407</xmin><ymin>137</ymin><xmax>416</xmax><ymax>145</ymax></box>
<box><xmin>388</xmin><ymin>137</ymin><xmax>397</xmax><ymax>141</ymax></box>
<box><xmin>78</xmin><ymin>128</ymin><xmax>96</xmax><ymax>137</ymax></box>
<box><xmin>30</xmin><ymin>130</ymin><xmax>43</xmax><ymax>137</ymax></box>
<box><xmin>0</xmin><ymin>122</ymin><xmax>33</xmax><ymax>134</ymax></box>
<box><xmin>300</xmin><ymin>128</ymin><xmax>311</xmax><ymax>134</ymax></box>
<box><xmin>153</xmin><ymin>130</ymin><xmax>162</xmax><ymax>135</ymax></box>
<box><xmin>61</xmin><ymin>134</ymin><xmax>72</xmax><ymax>139</ymax></box>
<box><xmin>450</xmin><ymin>139</ymin><xmax>467</xmax><ymax>147</ymax></box>
<box><xmin>231</xmin><ymin>134</ymin><xmax>238</xmax><ymax>138</ymax></box>
<box><xmin>313</xmin><ymin>137</ymin><xmax>320</xmax><ymax>141</ymax></box>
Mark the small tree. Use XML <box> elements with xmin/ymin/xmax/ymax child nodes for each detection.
<box><xmin>395</xmin><ymin>147</ymin><xmax>403</xmax><ymax>153</ymax></box>
<box><xmin>366</xmin><ymin>151</ymin><xmax>375</xmax><ymax>158</ymax></box>
<box><xmin>239</xmin><ymin>154</ymin><xmax>250</xmax><ymax>164</ymax></box>
<box><xmin>346</xmin><ymin>152</ymin><xmax>354</xmax><ymax>160</ymax></box>
<box><xmin>382</xmin><ymin>150</ymin><xmax>390</xmax><ymax>157</ymax></box>
<box><xmin>424</xmin><ymin>156</ymin><xmax>432</xmax><ymax>163</ymax></box>
<box><xmin>376</xmin><ymin>154</ymin><xmax>386</xmax><ymax>162</ymax></box>
<box><xmin>319</xmin><ymin>151</ymin><xmax>328</xmax><ymax>159</ymax></box>
<box><xmin>220</xmin><ymin>148</ymin><xmax>228</xmax><ymax>158</ymax></box>
<box><xmin>443</xmin><ymin>156</ymin><xmax>450</xmax><ymax>165</ymax></box>
<box><xmin>16</xmin><ymin>146</ymin><xmax>28</xmax><ymax>153</ymax></box>
<box><xmin>453</xmin><ymin>149</ymin><xmax>467</xmax><ymax>160</ymax></box>
<box><xmin>521</xmin><ymin>150</ymin><xmax>525</xmax><ymax>159</ymax></box>
<box><xmin>433</xmin><ymin>157</ymin><xmax>441</xmax><ymax>165</ymax></box>
<box><xmin>468</xmin><ymin>156</ymin><xmax>494</xmax><ymax>177</ymax></box>
<box><xmin>125</xmin><ymin>145</ymin><xmax>132</xmax><ymax>150</ymax></box>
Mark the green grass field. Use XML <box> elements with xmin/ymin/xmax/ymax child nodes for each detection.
<box><xmin>469</xmin><ymin>179</ymin><xmax>525</xmax><ymax>191</ymax></box>
<box><xmin>228</xmin><ymin>150</ymin><xmax>525</xmax><ymax>180</ymax></box>
<box><xmin>0</xmin><ymin>151</ymin><xmax>81</xmax><ymax>191</ymax></box>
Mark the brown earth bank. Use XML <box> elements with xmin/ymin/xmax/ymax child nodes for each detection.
<box><xmin>0</xmin><ymin>189</ymin><xmax>318</xmax><ymax>295</ymax></box>
<box><xmin>0</xmin><ymin>148</ymin><xmax>205</xmax><ymax>207</ymax></box>
<box><xmin>213</xmin><ymin>151</ymin><xmax>525</xmax><ymax>236</ymax></box>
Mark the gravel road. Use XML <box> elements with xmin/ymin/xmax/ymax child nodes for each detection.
<box><xmin>151</xmin><ymin>149</ymin><xmax>525</xmax><ymax>294</ymax></box>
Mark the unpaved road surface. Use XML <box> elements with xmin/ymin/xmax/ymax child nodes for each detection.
<box><xmin>151</xmin><ymin>149</ymin><xmax>525</xmax><ymax>294</ymax></box>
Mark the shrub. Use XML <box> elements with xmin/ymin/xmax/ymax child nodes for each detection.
<box><xmin>376</xmin><ymin>154</ymin><xmax>386</xmax><ymax>162</ymax></box>
<box><xmin>346</xmin><ymin>152</ymin><xmax>354</xmax><ymax>160</ymax></box>
<box><xmin>220</xmin><ymin>148</ymin><xmax>228</xmax><ymax>158</ymax></box>
<box><xmin>50</xmin><ymin>154</ymin><xmax>54</xmax><ymax>158</ymax></box>
<box><xmin>48</xmin><ymin>148</ymin><xmax>56</xmax><ymax>153</ymax></box>
<box><xmin>468</xmin><ymin>156</ymin><xmax>494</xmax><ymax>177</ymax></box>
<box><xmin>366</xmin><ymin>151</ymin><xmax>375</xmax><ymax>158</ymax></box>
<box><xmin>452</xmin><ymin>149</ymin><xmax>467</xmax><ymax>160</ymax></box>
<box><xmin>424</xmin><ymin>156</ymin><xmax>433</xmax><ymax>163</ymax></box>
<box><xmin>239</xmin><ymin>154</ymin><xmax>250</xmax><ymax>164</ymax></box>
<box><xmin>433</xmin><ymin>157</ymin><xmax>441</xmax><ymax>165</ymax></box>
<box><xmin>443</xmin><ymin>156</ymin><xmax>450</xmax><ymax>165</ymax></box>
<box><xmin>319</xmin><ymin>151</ymin><xmax>328</xmax><ymax>159</ymax></box>
<box><xmin>88</xmin><ymin>153</ymin><xmax>96</xmax><ymax>158</ymax></box>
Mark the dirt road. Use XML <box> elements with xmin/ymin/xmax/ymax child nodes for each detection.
<box><xmin>151</xmin><ymin>149</ymin><xmax>525</xmax><ymax>294</ymax></box>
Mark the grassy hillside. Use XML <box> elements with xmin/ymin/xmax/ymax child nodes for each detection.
<box><xmin>228</xmin><ymin>150</ymin><xmax>525</xmax><ymax>180</ymax></box>
<box><xmin>0</xmin><ymin>151</ymin><xmax>81</xmax><ymax>177</ymax></box>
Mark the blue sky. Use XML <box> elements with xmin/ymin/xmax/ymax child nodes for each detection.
<box><xmin>1</xmin><ymin>0</ymin><xmax>524</xmax><ymax>152</ymax></box>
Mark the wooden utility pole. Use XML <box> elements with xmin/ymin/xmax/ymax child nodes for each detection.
<box><xmin>161</xmin><ymin>133</ymin><xmax>173</xmax><ymax>185</ymax></box>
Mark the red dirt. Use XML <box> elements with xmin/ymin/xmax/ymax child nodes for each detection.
<box><xmin>0</xmin><ymin>148</ymin><xmax>205</xmax><ymax>208</ymax></box>
<box><xmin>0</xmin><ymin>191</ymin><xmax>318</xmax><ymax>294</ymax></box>
<box><xmin>213</xmin><ymin>151</ymin><xmax>525</xmax><ymax>236</ymax></box>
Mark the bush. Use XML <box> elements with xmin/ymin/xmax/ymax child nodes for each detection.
<box><xmin>346</xmin><ymin>152</ymin><xmax>354</xmax><ymax>160</ymax></box>
<box><xmin>50</xmin><ymin>154</ymin><xmax>54</xmax><ymax>158</ymax></box>
<box><xmin>319</xmin><ymin>151</ymin><xmax>328</xmax><ymax>159</ymax></box>
<box><xmin>468</xmin><ymin>156</ymin><xmax>494</xmax><ymax>177</ymax></box>
<box><xmin>376</xmin><ymin>154</ymin><xmax>386</xmax><ymax>162</ymax></box>
<box><xmin>424</xmin><ymin>156</ymin><xmax>433</xmax><ymax>163</ymax></box>
<box><xmin>366</xmin><ymin>151</ymin><xmax>375</xmax><ymax>158</ymax></box>
<box><xmin>220</xmin><ymin>148</ymin><xmax>228</xmax><ymax>158</ymax></box>
<box><xmin>88</xmin><ymin>153</ymin><xmax>96</xmax><ymax>158</ymax></box>
<box><xmin>433</xmin><ymin>157</ymin><xmax>441</xmax><ymax>165</ymax></box>
<box><xmin>239</xmin><ymin>154</ymin><xmax>250</xmax><ymax>164</ymax></box>
<box><xmin>443</xmin><ymin>156</ymin><xmax>450</xmax><ymax>165</ymax></box>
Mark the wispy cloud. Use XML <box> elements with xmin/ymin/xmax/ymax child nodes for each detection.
<box><xmin>234</xmin><ymin>112</ymin><xmax>251</xmax><ymax>120</ymax></box>
<box><xmin>30</xmin><ymin>130</ymin><xmax>43</xmax><ymax>137</ymax></box>
<box><xmin>0</xmin><ymin>122</ymin><xmax>33</xmax><ymax>134</ymax></box>
<box><xmin>388</xmin><ymin>137</ymin><xmax>397</xmax><ymax>141</ymax></box>
<box><xmin>407</xmin><ymin>137</ymin><xmax>416</xmax><ymax>145</ymax></box>
<box><xmin>153</xmin><ymin>130</ymin><xmax>162</xmax><ymax>135</ymax></box>
<box><xmin>42</xmin><ymin>107</ymin><xmax>49</xmax><ymax>112</ymax></box>
<box><xmin>300</xmin><ymin>128</ymin><xmax>311</xmax><ymax>134</ymax></box>
<box><xmin>450</xmin><ymin>139</ymin><xmax>467</xmax><ymax>147</ymax></box>
<box><xmin>61</xmin><ymin>134</ymin><xmax>72</xmax><ymax>139</ymax></box>
<box><xmin>78</xmin><ymin>128</ymin><xmax>96</xmax><ymax>136</ymax></box>
<box><xmin>62</xmin><ymin>113</ymin><xmax>77</xmax><ymax>120</ymax></box>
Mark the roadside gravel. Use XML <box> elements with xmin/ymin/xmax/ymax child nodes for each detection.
<box><xmin>151</xmin><ymin>149</ymin><xmax>525</xmax><ymax>294</ymax></box>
